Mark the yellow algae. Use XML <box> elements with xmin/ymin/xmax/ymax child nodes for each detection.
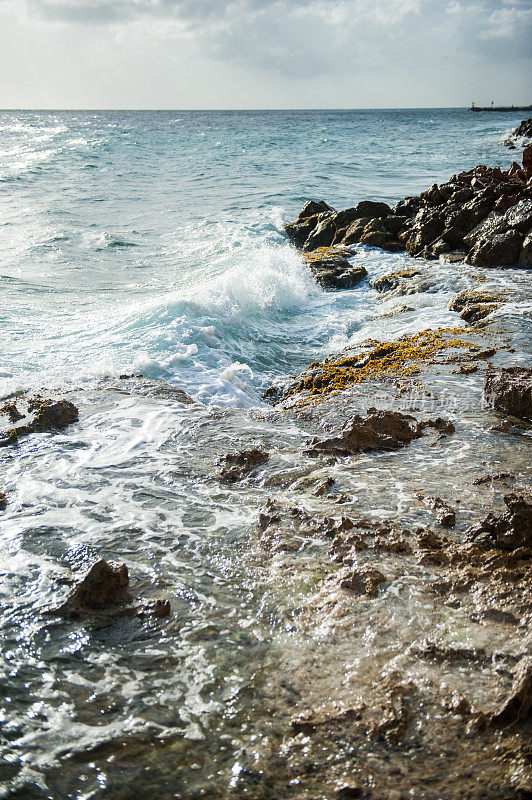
<box><xmin>282</xmin><ymin>327</ymin><xmax>492</xmax><ymax>406</ymax></box>
<box><xmin>303</xmin><ymin>246</ymin><xmax>353</xmax><ymax>263</ymax></box>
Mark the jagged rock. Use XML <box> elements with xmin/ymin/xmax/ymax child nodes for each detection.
<box><xmin>303</xmin><ymin>248</ymin><xmax>367</xmax><ymax>290</ymax></box>
<box><xmin>0</xmin><ymin>396</ymin><xmax>79</xmax><ymax>447</ymax></box>
<box><xmin>466</xmin><ymin>494</ymin><xmax>532</xmax><ymax>550</ymax></box>
<box><xmin>303</xmin><ymin>215</ymin><xmax>337</xmax><ymax>252</ymax></box>
<box><xmin>218</xmin><ymin>448</ymin><xmax>269</xmax><ymax>482</ymax></box>
<box><xmin>284</xmin><ymin>214</ymin><xmax>322</xmax><ymax>247</ymax></box>
<box><xmin>298</xmin><ymin>200</ymin><xmax>334</xmax><ymax>219</ymax></box>
<box><xmin>468</xmin><ymin>228</ymin><xmax>523</xmax><ymax>267</ymax></box>
<box><xmin>370</xmin><ymin>268</ymin><xmax>421</xmax><ymax>293</ymax></box>
<box><xmin>339</xmin><ymin>565</ymin><xmax>386</xmax><ymax>596</ymax></box>
<box><xmin>0</xmin><ymin>492</ymin><xmax>6</xmax><ymax>510</ymax></box>
<box><xmin>56</xmin><ymin>560</ymin><xmax>131</xmax><ymax>616</ymax></box>
<box><xmin>491</xmin><ymin>656</ymin><xmax>532</xmax><ymax>724</ymax></box>
<box><xmin>449</xmin><ymin>289</ymin><xmax>501</xmax><ymax>324</ymax></box>
<box><xmin>523</xmin><ymin>144</ymin><xmax>532</xmax><ymax>180</ymax></box>
<box><xmin>305</xmin><ymin>408</ymin><xmax>423</xmax><ymax>457</ymax></box>
<box><xmin>484</xmin><ymin>366</ymin><xmax>532</xmax><ymax>418</ymax></box>
<box><xmin>425</xmin><ymin>496</ymin><xmax>456</xmax><ymax>528</ymax></box>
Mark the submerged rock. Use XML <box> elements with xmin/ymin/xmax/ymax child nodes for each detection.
<box><xmin>466</xmin><ymin>494</ymin><xmax>532</xmax><ymax>550</ymax></box>
<box><xmin>218</xmin><ymin>448</ymin><xmax>269</xmax><ymax>482</ymax></box>
<box><xmin>56</xmin><ymin>560</ymin><xmax>131</xmax><ymax>617</ymax></box>
<box><xmin>449</xmin><ymin>289</ymin><xmax>501</xmax><ymax>324</ymax></box>
<box><xmin>483</xmin><ymin>366</ymin><xmax>532</xmax><ymax>418</ymax></box>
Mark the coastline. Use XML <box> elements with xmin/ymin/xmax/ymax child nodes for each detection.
<box><xmin>1</xmin><ymin>113</ymin><xmax>531</xmax><ymax>799</ymax></box>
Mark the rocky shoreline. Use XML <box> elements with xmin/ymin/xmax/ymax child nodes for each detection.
<box><xmin>2</xmin><ymin>156</ymin><xmax>532</xmax><ymax>799</ymax></box>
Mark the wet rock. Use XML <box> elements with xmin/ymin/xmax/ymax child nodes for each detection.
<box><xmin>298</xmin><ymin>200</ymin><xmax>335</xmax><ymax>219</ymax></box>
<box><xmin>305</xmin><ymin>408</ymin><xmax>423</xmax><ymax>457</ymax></box>
<box><xmin>102</xmin><ymin>375</ymin><xmax>195</xmax><ymax>403</ymax></box>
<box><xmin>484</xmin><ymin>366</ymin><xmax>532</xmax><ymax>418</ymax></box>
<box><xmin>473</xmin><ymin>472</ymin><xmax>514</xmax><ymax>485</ymax></box>
<box><xmin>518</xmin><ymin>231</ymin><xmax>532</xmax><ymax>267</ymax></box>
<box><xmin>505</xmin><ymin>118</ymin><xmax>532</xmax><ymax>147</ymax></box>
<box><xmin>56</xmin><ymin>560</ymin><xmax>131</xmax><ymax>617</ymax></box>
<box><xmin>491</xmin><ymin>656</ymin><xmax>532</xmax><ymax>724</ymax></box>
<box><xmin>0</xmin><ymin>492</ymin><xmax>6</xmax><ymax>510</ymax></box>
<box><xmin>504</xmin><ymin>198</ymin><xmax>532</xmax><ymax>233</ymax></box>
<box><xmin>218</xmin><ymin>448</ymin><xmax>269</xmax><ymax>482</ymax></box>
<box><xmin>449</xmin><ymin>289</ymin><xmax>501</xmax><ymax>324</ymax></box>
<box><xmin>313</xmin><ymin>476</ymin><xmax>335</xmax><ymax>496</ymax></box>
<box><xmin>339</xmin><ymin>565</ymin><xmax>386</xmax><ymax>597</ymax></box>
<box><xmin>303</xmin><ymin>247</ymin><xmax>367</xmax><ymax>290</ymax></box>
<box><xmin>370</xmin><ymin>268</ymin><xmax>421</xmax><ymax>293</ymax></box>
<box><xmin>423</xmin><ymin>496</ymin><xmax>456</xmax><ymax>528</ymax></box>
<box><xmin>466</xmin><ymin>494</ymin><xmax>532</xmax><ymax>550</ymax></box>
<box><xmin>0</xmin><ymin>396</ymin><xmax>79</xmax><ymax>447</ymax></box>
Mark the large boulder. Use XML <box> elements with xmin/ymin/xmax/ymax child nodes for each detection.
<box><xmin>483</xmin><ymin>366</ymin><xmax>532</xmax><ymax>418</ymax></box>
<box><xmin>503</xmin><ymin>198</ymin><xmax>532</xmax><ymax>233</ymax></box>
<box><xmin>303</xmin><ymin>215</ymin><xmax>337</xmax><ymax>252</ymax></box>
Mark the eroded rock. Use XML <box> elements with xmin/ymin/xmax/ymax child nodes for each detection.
<box><xmin>0</xmin><ymin>396</ymin><xmax>79</xmax><ymax>447</ymax></box>
<box><xmin>466</xmin><ymin>494</ymin><xmax>532</xmax><ymax>550</ymax></box>
<box><xmin>305</xmin><ymin>409</ymin><xmax>422</xmax><ymax>457</ymax></box>
<box><xmin>491</xmin><ymin>656</ymin><xmax>532</xmax><ymax>724</ymax></box>
<box><xmin>56</xmin><ymin>560</ymin><xmax>131</xmax><ymax>617</ymax></box>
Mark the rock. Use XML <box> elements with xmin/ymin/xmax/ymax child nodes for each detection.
<box><xmin>350</xmin><ymin>200</ymin><xmax>391</xmax><ymax>219</ymax></box>
<box><xmin>303</xmin><ymin>215</ymin><xmax>337</xmax><ymax>252</ymax></box>
<box><xmin>503</xmin><ymin>198</ymin><xmax>532</xmax><ymax>233</ymax></box>
<box><xmin>424</xmin><ymin>496</ymin><xmax>456</xmax><ymax>528</ymax></box>
<box><xmin>218</xmin><ymin>448</ymin><xmax>269</xmax><ymax>482</ymax></box>
<box><xmin>467</xmin><ymin>228</ymin><xmax>523</xmax><ymax>268</ymax></box>
<box><xmin>449</xmin><ymin>289</ymin><xmax>501</xmax><ymax>323</ymax></box>
<box><xmin>462</xmin><ymin>211</ymin><xmax>506</xmax><ymax>248</ymax></box>
<box><xmin>484</xmin><ymin>366</ymin><xmax>532</xmax><ymax>418</ymax></box>
<box><xmin>466</xmin><ymin>494</ymin><xmax>532</xmax><ymax>550</ymax></box>
<box><xmin>298</xmin><ymin>200</ymin><xmax>334</xmax><ymax>219</ymax></box>
<box><xmin>305</xmin><ymin>408</ymin><xmax>423</xmax><ymax>457</ymax></box>
<box><xmin>0</xmin><ymin>396</ymin><xmax>79</xmax><ymax>447</ymax></box>
<box><xmin>57</xmin><ymin>560</ymin><xmax>131</xmax><ymax>616</ymax></box>
<box><xmin>284</xmin><ymin>214</ymin><xmax>322</xmax><ymax>247</ymax></box>
<box><xmin>518</xmin><ymin>232</ymin><xmax>532</xmax><ymax>267</ymax></box>
<box><xmin>0</xmin><ymin>492</ymin><xmax>6</xmax><ymax>510</ymax></box>
<box><xmin>491</xmin><ymin>656</ymin><xmax>532</xmax><ymax>724</ymax></box>
<box><xmin>102</xmin><ymin>375</ymin><xmax>195</xmax><ymax>404</ymax></box>
<box><xmin>370</xmin><ymin>268</ymin><xmax>421</xmax><ymax>293</ymax></box>
<box><xmin>303</xmin><ymin>247</ymin><xmax>367</xmax><ymax>290</ymax></box>
<box><xmin>339</xmin><ymin>565</ymin><xmax>386</xmax><ymax>596</ymax></box>
<box><xmin>523</xmin><ymin>144</ymin><xmax>532</xmax><ymax>181</ymax></box>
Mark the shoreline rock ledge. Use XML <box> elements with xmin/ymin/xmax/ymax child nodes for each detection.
<box><xmin>285</xmin><ymin>147</ymin><xmax>532</xmax><ymax>269</ymax></box>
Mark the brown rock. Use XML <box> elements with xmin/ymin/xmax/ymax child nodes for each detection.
<box><xmin>466</xmin><ymin>494</ymin><xmax>532</xmax><ymax>550</ymax></box>
<box><xmin>305</xmin><ymin>408</ymin><xmax>422</xmax><ymax>457</ymax></box>
<box><xmin>484</xmin><ymin>366</ymin><xmax>532</xmax><ymax>418</ymax></box>
<box><xmin>58</xmin><ymin>560</ymin><xmax>131</xmax><ymax>616</ymax></box>
<box><xmin>339</xmin><ymin>565</ymin><xmax>386</xmax><ymax>596</ymax></box>
<box><xmin>523</xmin><ymin>144</ymin><xmax>532</xmax><ymax>180</ymax></box>
<box><xmin>218</xmin><ymin>448</ymin><xmax>269</xmax><ymax>482</ymax></box>
<box><xmin>491</xmin><ymin>656</ymin><xmax>532</xmax><ymax>724</ymax></box>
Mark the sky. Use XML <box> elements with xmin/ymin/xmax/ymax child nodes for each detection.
<box><xmin>0</xmin><ymin>0</ymin><xmax>530</xmax><ymax>109</ymax></box>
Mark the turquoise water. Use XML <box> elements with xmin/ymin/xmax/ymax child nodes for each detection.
<box><xmin>0</xmin><ymin>109</ymin><xmax>530</xmax><ymax>799</ymax></box>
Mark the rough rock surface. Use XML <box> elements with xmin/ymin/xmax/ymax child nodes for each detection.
<box><xmin>449</xmin><ymin>289</ymin><xmax>501</xmax><ymax>324</ymax></box>
<box><xmin>304</xmin><ymin>408</ymin><xmax>452</xmax><ymax>457</ymax></box>
<box><xmin>466</xmin><ymin>494</ymin><xmax>532</xmax><ymax>550</ymax></box>
<box><xmin>505</xmin><ymin>118</ymin><xmax>532</xmax><ymax>148</ymax></box>
<box><xmin>303</xmin><ymin>247</ymin><xmax>367</xmax><ymax>290</ymax></box>
<box><xmin>483</xmin><ymin>366</ymin><xmax>532</xmax><ymax>418</ymax></box>
<box><xmin>218</xmin><ymin>448</ymin><xmax>269</xmax><ymax>482</ymax></box>
<box><xmin>57</xmin><ymin>560</ymin><xmax>131</xmax><ymax>616</ymax></box>
<box><xmin>285</xmin><ymin>149</ymin><xmax>532</xmax><ymax>269</ymax></box>
<box><xmin>0</xmin><ymin>396</ymin><xmax>79</xmax><ymax>447</ymax></box>
<box><xmin>491</xmin><ymin>656</ymin><xmax>532</xmax><ymax>724</ymax></box>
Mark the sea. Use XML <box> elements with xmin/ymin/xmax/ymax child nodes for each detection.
<box><xmin>0</xmin><ymin>109</ymin><xmax>530</xmax><ymax>799</ymax></box>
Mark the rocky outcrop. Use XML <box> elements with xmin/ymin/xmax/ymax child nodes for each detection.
<box><xmin>466</xmin><ymin>494</ymin><xmax>532</xmax><ymax>550</ymax></box>
<box><xmin>217</xmin><ymin>448</ymin><xmax>269</xmax><ymax>482</ymax></box>
<box><xmin>0</xmin><ymin>396</ymin><xmax>79</xmax><ymax>447</ymax></box>
<box><xmin>285</xmin><ymin>149</ymin><xmax>532</xmax><ymax>270</ymax></box>
<box><xmin>483</xmin><ymin>366</ymin><xmax>532</xmax><ymax>418</ymax></box>
<box><xmin>449</xmin><ymin>289</ymin><xmax>501</xmax><ymax>324</ymax></box>
<box><xmin>57</xmin><ymin>560</ymin><xmax>131</xmax><ymax>617</ymax></box>
<box><xmin>491</xmin><ymin>656</ymin><xmax>532</xmax><ymax>724</ymax></box>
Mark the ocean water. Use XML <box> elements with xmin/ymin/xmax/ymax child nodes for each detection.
<box><xmin>1</xmin><ymin>109</ymin><xmax>530</xmax><ymax>798</ymax></box>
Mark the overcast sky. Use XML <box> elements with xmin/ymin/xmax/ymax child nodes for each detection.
<box><xmin>0</xmin><ymin>0</ymin><xmax>530</xmax><ymax>108</ymax></box>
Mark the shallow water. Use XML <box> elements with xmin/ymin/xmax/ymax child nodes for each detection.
<box><xmin>1</xmin><ymin>109</ymin><xmax>531</xmax><ymax>798</ymax></box>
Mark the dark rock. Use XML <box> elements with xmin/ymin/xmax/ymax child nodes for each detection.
<box><xmin>298</xmin><ymin>200</ymin><xmax>334</xmax><ymax>219</ymax></box>
<box><xmin>284</xmin><ymin>214</ymin><xmax>321</xmax><ymax>247</ymax></box>
<box><xmin>466</xmin><ymin>494</ymin><xmax>532</xmax><ymax>550</ymax></box>
<box><xmin>0</xmin><ymin>396</ymin><xmax>79</xmax><ymax>447</ymax></box>
<box><xmin>425</xmin><ymin>496</ymin><xmax>456</xmax><ymax>528</ymax></box>
<box><xmin>523</xmin><ymin>144</ymin><xmax>532</xmax><ymax>180</ymax></box>
<box><xmin>460</xmin><ymin>303</ymin><xmax>499</xmax><ymax>324</ymax></box>
<box><xmin>518</xmin><ymin>232</ymin><xmax>532</xmax><ymax>267</ymax></box>
<box><xmin>503</xmin><ymin>198</ymin><xmax>532</xmax><ymax>233</ymax></box>
<box><xmin>462</xmin><ymin>211</ymin><xmax>506</xmax><ymax>248</ymax></box>
<box><xmin>467</xmin><ymin>228</ymin><xmax>523</xmax><ymax>267</ymax></box>
<box><xmin>57</xmin><ymin>560</ymin><xmax>131</xmax><ymax>616</ymax></box>
<box><xmin>491</xmin><ymin>656</ymin><xmax>532</xmax><ymax>724</ymax></box>
<box><xmin>339</xmin><ymin>565</ymin><xmax>386</xmax><ymax>596</ymax></box>
<box><xmin>218</xmin><ymin>448</ymin><xmax>269</xmax><ymax>482</ymax></box>
<box><xmin>341</xmin><ymin>216</ymin><xmax>373</xmax><ymax>245</ymax></box>
<box><xmin>484</xmin><ymin>366</ymin><xmax>532</xmax><ymax>418</ymax></box>
<box><xmin>370</xmin><ymin>268</ymin><xmax>421</xmax><ymax>293</ymax></box>
<box><xmin>303</xmin><ymin>215</ymin><xmax>337</xmax><ymax>252</ymax></box>
<box><xmin>350</xmin><ymin>200</ymin><xmax>391</xmax><ymax>219</ymax></box>
<box><xmin>0</xmin><ymin>492</ymin><xmax>6</xmax><ymax>510</ymax></box>
<box><xmin>305</xmin><ymin>408</ymin><xmax>423</xmax><ymax>457</ymax></box>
